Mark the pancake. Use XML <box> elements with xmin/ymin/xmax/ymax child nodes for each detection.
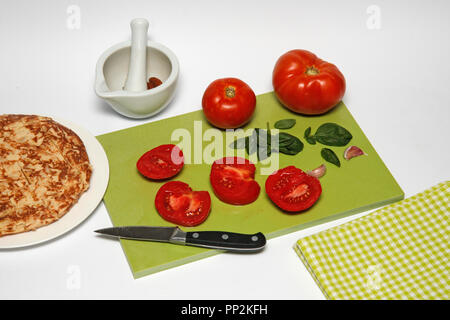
<box><xmin>0</xmin><ymin>115</ymin><xmax>92</xmax><ymax>236</ymax></box>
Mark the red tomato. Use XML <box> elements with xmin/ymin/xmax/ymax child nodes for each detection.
<box><xmin>202</xmin><ymin>78</ymin><xmax>256</xmax><ymax>129</ymax></box>
<box><xmin>137</xmin><ymin>144</ymin><xmax>184</xmax><ymax>180</ymax></box>
<box><xmin>210</xmin><ymin>157</ymin><xmax>260</xmax><ymax>205</ymax></box>
<box><xmin>272</xmin><ymin>49</ymin><xmax>346</xmax><ymax>115</ymax></box>
<box><xmin>155</xmin><ymin>181</ymin><xmax>211</xmax><ymax>227</ymax></box>
<box><xmin>265</xmin><ymin>166</ymin><xmax>322</xmax><ymax>213</ymax></box>
<box><xmin>147</xmin><ymin>77</ymin><xmax>162</xmax><ymax>90</ymax></box>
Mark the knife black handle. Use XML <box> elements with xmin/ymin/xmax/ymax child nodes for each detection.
<box><xmin>185</xmin><ymin>231</ymin><xmax>266</xmax><ymax>252</ymax></box>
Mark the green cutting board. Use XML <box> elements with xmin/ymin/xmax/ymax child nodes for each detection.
<box><xmin>96</xmin><ymin>92</ymin><xmax>403</xmax><ymax>278</ymax></box>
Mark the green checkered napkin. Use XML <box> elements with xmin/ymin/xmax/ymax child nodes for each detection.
<box><xmin>294</xmin><ymin>181</ymin><xmax>450</xmax><ymax>300</ymax></box>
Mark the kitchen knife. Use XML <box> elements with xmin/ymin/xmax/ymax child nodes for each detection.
<box><xmin>94</xmin><ymin>226</ymin><xmax>266</xmax><ymax>252</ymax></box>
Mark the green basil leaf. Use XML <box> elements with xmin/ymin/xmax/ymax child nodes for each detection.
<box><xmin>229</xmin><ymin>137</ymin><xmax>246</xmax><ymax>149</ymax></box>
<box><xmin>254</xmin><ymin>128</ymin><xmax>269</xmax><ymax>145</ymax></box>
<box><xmin>277</xmin><ymin>132</ymin><xmax>295</xmax><ymax>146</ymax></box>
<box><xmin>304</xmin><ymin>127</ymin><xmax>316</xmax><ymax>145</ymax></box>
<box><xmin>266</xmin><ymin>122</ymin><xmax>272</xmax><ymax>146</ymax></box>
<box><xmin>247</xmin><ymin>130</ymin><xmax>258</xmax><ymax>155</ymax></box>
<box><xmin>256</xmin><ymin>128</ymin><xmax>272</xmax><ymax>160</ymax></box>
<box><xmin>306</xmin><ymin>136</ymin><xmax>316</xmax><ymax>145</ymax></box>
<box><xmin>276</xmin><ymin>133</ymin><xmax>304</xmax><ymax>155</ymax></box>
<box><xmin>230</xmin><ymin>128</ymin><xmax>274</xmax><ymax>158</ymax></box>
<box><xmin>314</xmin><ymin>123</ymin><xmax>352</xmax><ymax>146</ymax></box>
<box><xmin>257</xmin><ymin>145</ymin><xmax>271</xmax><ymax>160</ymax></box>
<box><xmin>244</xmin><ymin>136</ymin><xmax>250</xmax><ymax>155</ymax></box>
<box><xmin>304</xmin><ymin>127</ymin><xmax>311</xmax><ymax>137</ymax></box>
<box><xmin>274</xmin><ymin>119</ymin><xmax>296</xmax><ymax>129</ymax></box>
<box><xmin>233</xmin><ymin>127</ymin><xmax>305</xmax><ymax>159</ymax></box>
<box><xmin>321</xmin><ymin>148</ymin><xmax>341</xmax><ymax>167</ymax></box>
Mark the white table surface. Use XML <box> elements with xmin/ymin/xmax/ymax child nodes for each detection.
<box><xmin>0</xmin><ymin>0</ymin><xmax>449</xmax><ymax>299</ymax></box>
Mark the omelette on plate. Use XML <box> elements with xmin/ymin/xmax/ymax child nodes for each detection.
<box><xmin>0</xmin><ymin>115</ymin><xmax>92</xmax><ymax>237</ymax></box>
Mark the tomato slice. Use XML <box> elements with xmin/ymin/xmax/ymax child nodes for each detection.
<box><xmin>265</xmin><ymin>166</ymin><xmax>322</xmax><ymax>213</ymax></box>
<box><xmin>155</xmin><ymin>181</ymin><xmax>211</xmax><ymax>227</ymax></box>
<box><xmin>137</xmin><ymin>144</ymin><xmax>184</xmax><ymax>180</ymax></box>
<box><xmin>210</xmin><ymin>157</ymin><xmax>260</xmax><ymax>205</ymax></box>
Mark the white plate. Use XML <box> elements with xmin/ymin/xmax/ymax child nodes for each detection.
<box><xmin>0</xmin><ymin>118</ymin><xmax>109</xmax><ymax>249</ymax></box>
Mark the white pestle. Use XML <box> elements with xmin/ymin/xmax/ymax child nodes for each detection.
<box><xmin>124</xmin><ymin>18</ymin><xmax>149</xmax><ymax>92</ymax></box>
<box><xmin>95</xmin><ymin>18</ymin><xmax>179</xmax><ymax>118</ymax></box>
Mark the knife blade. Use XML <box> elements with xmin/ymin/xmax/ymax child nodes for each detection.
<box><xmin>94</xmin><ymin>226</ymin><xmax>266</xmax><ymax>252</ymax></box>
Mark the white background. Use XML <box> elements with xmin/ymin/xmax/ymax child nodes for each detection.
<box><xmin>0</xmin><ymin>0</ymin><xmax>449</xmax><ymax>299</ymax></box>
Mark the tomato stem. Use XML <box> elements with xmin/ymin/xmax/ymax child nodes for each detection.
<box><xmin>225</xmin><ymin>86</ymin><xmax>236</xmax><ymax>98</ymax></box>
<box><xmin>305</xmin><ymin>66</ymin><xmax>320</xmax><ymax>76</ymax></box>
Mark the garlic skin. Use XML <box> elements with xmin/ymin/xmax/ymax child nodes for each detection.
<box><xmin>307</xmin><ymin>164</ymin><xmax>326</xmax><ymax>179</ymax></box>
<box><xmin>344</xmin><ymin>146</ymin><xmax>366</xmax><ymax>160</ymax></box>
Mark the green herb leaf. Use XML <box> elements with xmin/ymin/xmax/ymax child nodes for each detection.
<box><xmin>229</xmin><ymin>137</ymin><xmax>246</xmax><ymax>149</ymax></box>
<box><xmin>306</xmin><ymin>136</ymin><xmax>316</xmax><ymax>145</ymax></box>
<box><xmin>277</xmin><ymin>132</ymin><xmax>294</xmax><ymax>146</ymax></box>
<box><xmin>321</xmin><ymin>148</ymin><xmax>341</xmax><ymax>167</ymax></box>
<box><xmin>314</xmin><ymin>123</ymin><xmax>352</xmax><ymax>146</ymax></box>
<box><xmin>266</xmin><ymin>122</ymin><xmax>272</xmax><ymax>146</ymax></box>
<box><xmin>254</xmin><ymin>128</ymin><xmax>268</xmax><ymax>145</ymax></box>
<box><xmin>244</xmin><ymin>136</ymin><xmax>250</xmax><ymax>154</ymax></box>
<box><xmin>304</xmin><ymin>127</ymin><xmax>316</xmax><ymax>145</ymax></box>
<box><xmin>247</xmin><ymin>130</ymin><xmax>258</xmax><ymax>155</ymax></box>
<box><xmin>257</xmin><ymin>145</ymin><xmax>271</xmax><ymax>161</ymax></box>
<box><xmin>274</xmin><ymin>119</ymin><xmax>296</xmax><ymax>129</ymax></box>
<box><xmin>274</xmin><ymin>132</ymin><xmax>304</xmax><ymax>155</ymax></box>
<box><xmin>255</xmin><ymin>128</ymin><xmax>271</xmax><ymax>160</ymax></box>
<box><xmin>304</xmin><ymin>127</ymin><xmax>311</xmax><ymax>136</ymax></box>
<box><xmin>230</xmin><ymin>127</ymin><xmax>304</xmax><ymax>159</ymax></box>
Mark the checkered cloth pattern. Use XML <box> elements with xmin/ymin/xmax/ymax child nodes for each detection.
<box><xmin>294</xmin><ymin>181</ymin><xmax>450</xmax><ymax>300</ymax></box>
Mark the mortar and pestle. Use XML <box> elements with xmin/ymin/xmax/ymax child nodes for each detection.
<box><xmin>95</xmin><ymin>18</ymin><xmax>179</xmax><ymax>118</ymax></box>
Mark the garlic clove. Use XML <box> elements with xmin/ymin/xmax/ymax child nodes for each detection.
<box><xmin>344</xmin><ymin>146</ymin><xmax>366</xmax><ymax>160</ymax></box>
<box><xmin>307</xmin><ymin>164</ymin><xmax>326</xmax><ymax>179</ymax></box>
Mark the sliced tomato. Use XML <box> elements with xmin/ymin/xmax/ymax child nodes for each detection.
<box><xmin>137</xmin><ymin>144</ymin><xmax>184</xmax><ymax>180</ymax></box>
<box><xmin>155</xmin><ymin>181</ymin><xmax>211</xmax><ymax>227</ymax></box>
<box><xmin>265</xmin><ymin>166</ymin><xmax>322</xmax><ymax>213</ymax></box>
<box><xmin>210</xmin><ymin>157</ymin><xmax>260</xmax><ymax>205</ymax></box>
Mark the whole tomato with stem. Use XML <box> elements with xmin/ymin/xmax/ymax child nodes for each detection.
<box><xmin>202</xmin><ymin>78</ymin><xmax>256</xmax><ymax>129</ymax></box>
<box><xmin>272</xmin><ymin>49</ymin><xmax>346</xmax><ymax>115</ymax></box>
